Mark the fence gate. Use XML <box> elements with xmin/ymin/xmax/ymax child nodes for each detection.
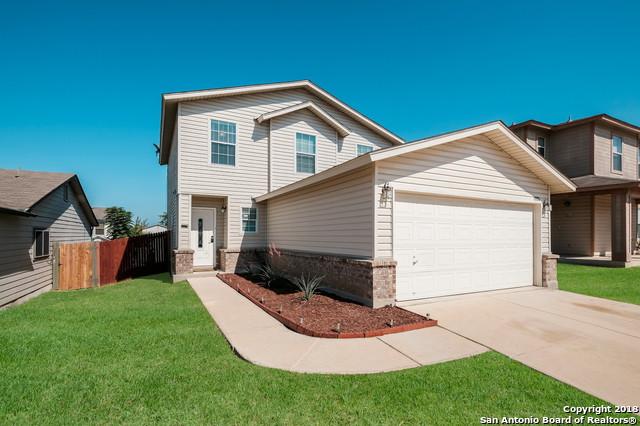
<box><xmin>55</xmin><ymin>242</ymin><xmax>98</xmax><ymax>290</ymax></box>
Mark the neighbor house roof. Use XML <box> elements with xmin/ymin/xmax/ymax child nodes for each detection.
<box><xmin>570</xmin><ymin>175</ymin><xmax>640</xmax><ymax>192</ymax></box>
<box><xmin>0</xmin><ymin>169</ymin><xmax>98</xmax><ymax>225</ymax></box>
<box><xmin>511</xmin><ymin>114</ymin><xmax>640</xmax><ymax>135</ymax></box>
<box><xmin>92</xmin><ymin>207</ymin><xmax>107</xmax><ymax>222</ymax></box>
<box><xmin>159</xmin><ymin>80</ymin><xmax>404</xmax><ymax>164</ymax></box>
<box><xmin>255</xmin><ymin>121</ymin><xmax>576</xmax><ymax>202</ymax></box>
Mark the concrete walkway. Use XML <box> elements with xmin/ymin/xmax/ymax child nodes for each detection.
<box><xmin>403</xmin><ymin>287</ymin><xmax>640</xmax><ymax>406</ymax></box>
<box><xmin>189</xmin><ymin>276</ymin><xmax>487</xmax><ymax>374</ymax></box>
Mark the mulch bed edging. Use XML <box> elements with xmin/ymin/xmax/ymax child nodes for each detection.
<box><xmin>218</xmin><ymin>273</ymin><xmax>437</xmax><ymax>339</ymax></box>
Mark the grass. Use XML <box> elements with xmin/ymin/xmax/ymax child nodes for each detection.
<box><xmin>0</xmin><ymin>274</ymin><xmax>624</xmax><ymax>425</ymax></box>
<box><xmin>558</xmin><ymin>263</ymin><xmax>640</xmax><ymax>305</ymax></box>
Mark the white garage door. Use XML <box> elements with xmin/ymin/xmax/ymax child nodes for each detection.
<box><xmin>395</xmin><ymin>193</ymin><xmax>533</xmax><ymax>301</ymax></box>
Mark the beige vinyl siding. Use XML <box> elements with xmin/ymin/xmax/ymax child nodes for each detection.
<box><xmin>177</xmin><ymin>88</ymin><xmax>392</xmax><ymax>250</ymax></box>
<box><xmin>375</xmin><ymin>135</ymin><xmax>551</xmax><ymax>258</ymax></box>
<box><xmin>594</xmin><ymin>124</ymin><xmax>638</xmax><ymax>179</ymax></box>
<box><xmin>167</xmin><ymin>125</ymin><xmax>179</xmax><ymax>249</ymax></box>
<box><xmin>593</xmin><ymin>194</ymin><xmax>611</xmax><ymax>255</ymax></box>
<box><xmin>550</xmin><ymin>193</ymin><xmax>592</xmax><ymax>255</ymax></box>
<box><xmin>0</xmin><ymin>185</ymin><xmax>92</xmax><ymax>306</ymax></box>
<box><xmin>523</xmin><ymin>127</ymin><xmax>550</xmax><ymax>155</ymax></box>
<box><xmin>266</xmin><ymin>166</ymin><xmax>375</xmax><ymax>258</ymax></box>
<box><xmin>547</xmin><ymin>123</ymin><xmax>592</xmax><ymax>178</ymax></box>
<box><xmin>271</xmin><ymin>109</ymin><xmax>337</xmax><ymax>190</ymax></box>
<box><xmin>177</xmin><ymin>193</ymin><xmax>191</xmax><ymax>249</ymax></box>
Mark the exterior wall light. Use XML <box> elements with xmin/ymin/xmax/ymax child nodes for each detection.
<box><xmin>380</xmin><ymin>182</ymin><xmax>393</xmax><ymax>206</ymax></box>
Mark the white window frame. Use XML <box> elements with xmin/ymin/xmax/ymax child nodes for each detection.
<box><xmin>294</xmin><ymin>132</ymin><xmax>317</xmax><ymax>174</ymax></box>
<box><xmin>240</xmin><ymin>207</ymin><xmax>258</xmax><ymax>234</ymax></box>
<box><xmin>33</xmin><ymin>228</ymin><xmax>50</xmax><ymax>259</ymax></box>
<box><xmin>356</xmin><ymin>144</ymin><xmax>374</xmax><ymax>156</ymax></box>
<box><xmin>536</xmin><ymin>137</ymin><xmax>546</xmax><ymax>158</ymax></box>
<box><xmin>612</xmin><ymin>135</ymin><xmax>623</xmax><ymax>173</ymax></box>
<box><xmin>209</xmin><ymin>118</ymin><xmax>238</xmax><ymax>168</ymax></box>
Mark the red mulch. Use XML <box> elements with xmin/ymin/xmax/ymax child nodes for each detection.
<box><xmin>218</xmin><ymin>273</ymin><xmax>436</xmax><ymax>338</ymax></box>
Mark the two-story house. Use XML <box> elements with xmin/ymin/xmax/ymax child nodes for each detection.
<box><xmin>511</xmin><ymin>114</ymin><xmax>640</xmax><ymax>265</ymax></box>
<box><xmin>159</xmin><ymin>81</ymin><xmax>574</xmax><ymax>307</ymax></box>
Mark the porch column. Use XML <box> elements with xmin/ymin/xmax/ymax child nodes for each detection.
<box><xmin>611</xmin><ymin>189</ymin><xmax>631</xmax><ymax>263</ymax></box>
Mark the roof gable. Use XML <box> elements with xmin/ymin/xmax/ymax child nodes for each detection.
<box><xmin>256</xmin><ymin>101</ymin><xmax>350</xmax><ymax>137</ymax></box>
<box><xmin>159</xmin><ymin>80</ymin><xmax>404</xmax><ymax>164</ymax></box>
<box><xmin>0</xmin><ymin>169</ymin><xmax>98</xmax><ymax>226</ymax></box>
<box><xmin>255</xmin><ymin>121</ymin><xmax>576</xmax><ymax>202</ymax></box>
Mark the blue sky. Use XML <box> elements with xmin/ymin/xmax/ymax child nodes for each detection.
<box><xmin>1</xmin><ymin>1</ymin><xmax>639</xmax><ymax>222</ymax></box>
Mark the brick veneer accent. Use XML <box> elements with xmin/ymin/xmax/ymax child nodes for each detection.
<box><xmin>219</xmin><ymin>248</ymin><xmax>265</xmax><ymax>273</ymax></box>
<box><xmin>541</xmin><ymin>253</ymin><xmax>559</xmax><ymax>289</ymax></box>
<box><xmin>267</xmin><ymin>249</ymin><xmax>396</xmax><ymax>308</ymax></box>
<box><xmin>172</xmin><ymin>249</ymin><xmax>194</xmax><ymax>275</ymax></box>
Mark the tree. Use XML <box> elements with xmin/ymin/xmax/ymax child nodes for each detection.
<box><xmin>129</xmin><ymin>217</ymin><xmax>150</xmax><ymax>237</ymax></box>
<box><xmin>158</xmin><ymin>212</ymin><xmax>168</xmax><ymax>228</ymax></box>
<box><xmin>105</xmin><ymin>207</ymin><xmax>133</xmax><ymax>239</ymax></box>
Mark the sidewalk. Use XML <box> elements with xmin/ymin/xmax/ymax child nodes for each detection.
<box><xmin>189</xmin><ymin>276</ymin><xmax>487</xmax><ymax>374</ymax></box>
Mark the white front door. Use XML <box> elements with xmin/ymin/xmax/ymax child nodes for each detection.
<box><xmin>395</xmin><ymin>193</ymin><xmax>533</xmax><ymax>301</ymax></box>
<box><xmin>191</xmin><ymin>207</ymin><xmax>216</xmax><ymax>268</ymax></box>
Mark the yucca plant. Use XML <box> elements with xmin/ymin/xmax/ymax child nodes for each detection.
<box><xmin>256</xmin><ymin>263</ymin><xmax>278</xmax><ymax>287</ymax></box>
<box><xmin>291</xmin><ymin>273</ymin><xmax>324</xmax><ymax>301</ymax></box>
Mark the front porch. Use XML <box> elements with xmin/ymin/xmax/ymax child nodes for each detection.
<box><xmin>551</xmin><ymin>176</ymin><xmax>640</xmax><ymax>266</ymax></box>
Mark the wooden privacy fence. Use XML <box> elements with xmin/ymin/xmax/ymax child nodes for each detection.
<box><xmin>54</xmin><ymin>231</ymin><xmax>169</xmax><ymax>290</ymax></box>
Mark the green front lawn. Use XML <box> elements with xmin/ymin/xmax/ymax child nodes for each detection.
<box><xmin>0</xmin><ymin>274</ymin><xmax>620</xmax><ymax>425</ymax></box>
<box><xmin>558</xmin><ymin>263</ymin><xmax>640</xmax><ymax>305</ymax></box>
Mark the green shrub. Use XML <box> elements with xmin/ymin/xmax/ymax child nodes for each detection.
<box><xmin>291</xmin><ymin>273</ymin><xmax>324</xmax><ymax>301</ymax></box>
<box><xmin>256</xmin><ymin>263</ymin><xmax>278</xmax><ymax>287</ymax></box>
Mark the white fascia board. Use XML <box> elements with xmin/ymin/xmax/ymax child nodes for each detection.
<box><xmin>256</xmin><ymin>101</ymin><xmax>350</xmax><ymax>137</ymax></box>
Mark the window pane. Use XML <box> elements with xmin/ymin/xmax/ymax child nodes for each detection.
<box><xmin>613</xmin><ymin>154</ymin><xmax>622</xmax><ymax>171</ymax></box>
<box><xmin>43</xmin><ymin>231</ymin><xmax>49</xmax><ymax>256</ymax></box>
<box><xmin>613</xmin><ymin>136</ymin><xmax>623</xmax><ymax>154</ymax></box>
<box><xmin>211</xmin><ymin>120</ymin><xmax>236</xmax><ymax>144</ymax></box>
<box><xmin>198</xmin><ymin>218</ymin><xmax>203</xmax><ymax>248</ymax></box>
<box><xmin>296</xmin><ymin>153</ymin><xmax>315</xmax><ymax>173</ymax></box>
<box><xmin>211</xmin><ymin>142</ymin><xmax>236</xmax><ymax>165</ymax></box>
<box><xmin>242</xmin><ymin>208</ymin><xmax>257</xmax><ymax>232</ymax></box>
<box><xmin>35</xmin><ymin>231</ymin><xmax>42</xmax><ymax>257</ymax></box>
<box><xmin>357</xmin><ymin>145</ymin><xmax>373</xmax><ymax>156</ymax></box>
<box><xmin>296</xmin><ymin>133</ymin><xmax>316</xmax><ymax>154</ymax></box>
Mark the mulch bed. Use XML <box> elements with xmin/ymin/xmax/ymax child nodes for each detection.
<box><xmin>218</xmin><ymin>273</ymin><xmax>437</xmax><ymax>338</ymax></box>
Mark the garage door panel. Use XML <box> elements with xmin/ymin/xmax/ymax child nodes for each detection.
<box><xmin>395</xmin><ymin>193</ymin><xmax>533</xmax><ymax>301</ymax></box>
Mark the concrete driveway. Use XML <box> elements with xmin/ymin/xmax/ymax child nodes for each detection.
<box><xmin>402</xmin><ymin>287</ymin><xmax>640</xmax><ymax>406</ymax></box>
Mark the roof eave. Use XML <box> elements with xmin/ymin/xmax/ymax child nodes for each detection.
<box><xmin>159</xmin><ymin>80</ymin><xmax>405</xmax><ymax>164</ymax></box>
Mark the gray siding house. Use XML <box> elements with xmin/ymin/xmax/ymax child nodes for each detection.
<box><xmin>0</xmin><ymin>170</ymin><xmax>97</xmax><ymax>306</ymax></box>
<box><xmin>160</xmin><ymin>81</ymin><xmax>575</xmax><ymax>307</ymax></box>
<box><xmin>511</xmin><ymin>114</ymin><xmax>640</xmax><ymax>265</ymax></box>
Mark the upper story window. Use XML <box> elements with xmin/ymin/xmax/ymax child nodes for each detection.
<box><xmin>536</xmin><ymin>137</ymin><xmax>546</xmax><ymax>157</ymax></box>
<box><xmin>357</xmin><ymin>144</ymin><xmax>374</xmax><ymax>156</ymax></box>
<box><xmin>211</xmin><ymin>119</ymin><xmax>236</xmax><ymax>166</ymax></box>
<box><xmin>295</xmin><ymin>132</ymin><xmax>316</xmax><ymax>174</ymax></box>
<box><xmin>612</xmin><ymin>135</ymin><xmax>623</xmax><ymax>172</ymax></box>
<box><xmin>63</xmin><ymin>184</ymin><xmax>69</xmax><ymax>202</ymax></box>
<box><xmin>637</xmin><ymin>148</ymin><xmax>640</xmax><ymax>178</ymax></box>
<box><xmin>33</xmin><ymin>228</ymin><xmax>50</xmax><ymax>259</ymax></box>
<box><xmin>241</xmin><ymin>207</ymin><xmax>257</xmax><ymax>233</ymax></box>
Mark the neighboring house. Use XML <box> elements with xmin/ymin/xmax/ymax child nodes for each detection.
<box><xmin>91</xmin><ymin>207</ymin><xmax>110</xmax><ymax>241</ymax></box>
<box><xmin>159</xmin><ymin>81</ymin><xmax>575</xmax><ymax>307</ymax></box>
<box><xmin>141</xmin><ymin>225</ymin><xmax>167</xmax><ymax>234</ymax></box>
<box><xmin>0</xmin><ymin>169</ymin><xmax>98</xmax><ymax>306</ymax></box>
<box><xmin>511</xmin><ymin>114</ymin><xmax>640</xmax><ymax>265</ymax></box>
